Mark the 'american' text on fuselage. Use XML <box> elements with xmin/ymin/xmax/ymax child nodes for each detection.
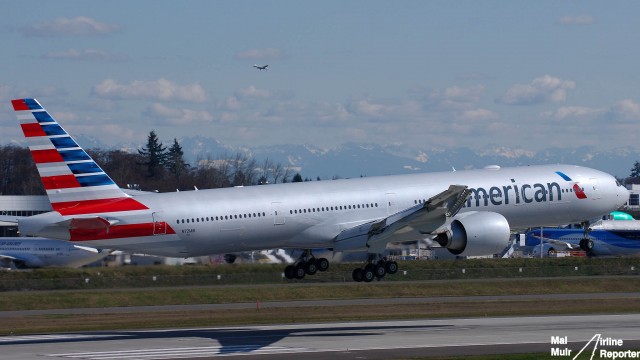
<box><xmin>465</xmin><ymin>180</ymin><xmax>565</xmax><ymax>208</ymax></box>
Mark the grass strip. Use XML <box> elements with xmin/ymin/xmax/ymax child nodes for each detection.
<box><xmin>2</xmin><ymin>297</ymin><xmax>639</xmax><ymax>335</ymax></box>
<box><xmin>2</xmin><ymin>277</ymin><xmax>640</xmax><ymax>311</ymax></box>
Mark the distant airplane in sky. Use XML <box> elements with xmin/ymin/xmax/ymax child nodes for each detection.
<box><xmin>0</xmin><ymin>237</ymin><xmax>107</xmax><ymax>269</ymax></box>
<box><xmin>3</xmin><ymin>98</ymin><xmax>629</xmax><ymax>282</ymax></box>
<box><xmin>253</xmin><ymin>64</ymin><xmax>268</xmax><ymax>70</ymax></box>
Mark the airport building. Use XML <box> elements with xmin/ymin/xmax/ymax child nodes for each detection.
<box><xmin>627</xmin><ymin>184</ymin><xmax>640</xmax><ymax>209</ymax></box>
<box><xmin>0</xmin><ymin>195</ymin><xmax>51</xmax><ymax>237</ymax></box>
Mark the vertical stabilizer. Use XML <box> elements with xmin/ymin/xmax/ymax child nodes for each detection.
<box><xmin>12</xmin><ymin>98</ymin><xmax>148</xmax><ymax>216</ymax></box>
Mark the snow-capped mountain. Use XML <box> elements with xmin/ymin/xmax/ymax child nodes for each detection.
<box><xmin>32</xmin><ymin>134</ymin><xmax>640</xmax><ymax>180</ymax></box>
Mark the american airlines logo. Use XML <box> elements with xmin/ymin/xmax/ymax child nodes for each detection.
<box><xmin>463</xmin><ymin>171</ymin><xmax>586</xmax><ymax>208</ymax></box>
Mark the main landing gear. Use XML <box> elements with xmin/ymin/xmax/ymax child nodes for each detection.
<box><xmin>283</xmin><ymin>250</ymin><xmax>330</xmax><ymax>280</ymax></box>
<box><xmin>351</xmin><ymin>256</ymin><xmax>398</xmax><ymax>282</ymax></box>
<box><xmin>578</xmin><ymin>221</ymin><xmax>595</xmax><ymax>256</ymax></box>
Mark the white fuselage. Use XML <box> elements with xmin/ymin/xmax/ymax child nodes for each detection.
<box><xmin>48</xmin><ymin>164</ymin><xmax>626</xmax><ymax>258</ymax></box>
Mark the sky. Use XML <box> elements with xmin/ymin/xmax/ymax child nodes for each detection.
<box><xmin>1</xmin><ymin>1</ymin><xmax>640</xmax><ymax>153</ymax></box>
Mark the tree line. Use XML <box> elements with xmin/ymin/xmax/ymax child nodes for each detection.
<box><xmin>0</xmin><ymin>131</ymin><xmax>298</xmax><ymax>195</ymax></box>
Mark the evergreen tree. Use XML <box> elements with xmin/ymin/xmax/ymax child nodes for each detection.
<box><xmin>631</xmin><ymin>161</ymin><xmax>640</xmax><ymax>178</ymax></box>
<box><xmin>138</xmin><ymin>130</ymin><xmax>167</xmax><ymax>177</ymax></box>
<box><xmin>292</xmin><ymin>173</ymin><xmax>303</xmax><ymax>182</ymax></box>
<box><xmin>165</xmin><ymin>138</ymin><xmax>189</xmax><ymax>181</ymax></box>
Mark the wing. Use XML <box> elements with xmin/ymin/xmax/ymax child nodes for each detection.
<box><xmin>528</xmin><ymin>233</ymin><xmax>579</xmax><ymax>250</ymax></box>
<box><xmin>333</xmin><ymin>185</ymin><xmax>470</xmax><ymax>254</ymax></box>
<box><xmin>0</xmin><ymin>254</ymin><xmax>32</xmax><ymax>269</ymax></box>
<box><xmin>0</xmin><ymin>254</ymin><xmax>19</xmax><ymax>269</ymax></box>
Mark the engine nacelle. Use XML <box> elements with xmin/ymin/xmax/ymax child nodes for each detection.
<box><xmin>434</xmin><ymin>212</ymin><xmax>510</xmax><ymax>257</ymax></box>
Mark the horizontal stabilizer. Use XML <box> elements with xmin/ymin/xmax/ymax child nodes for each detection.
<box><xmin>57</xmin><ymin>216</ymin><xmax>120</xmax><ymax>231</ymax></box>
<box><xmin>0</xmin><ymin>215</ymin><xmax>21</xmax><ymax>224</ymax></box>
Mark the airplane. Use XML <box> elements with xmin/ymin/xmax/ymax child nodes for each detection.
<box><xmin>605</xmin><ymin>211</ymin><xmax>635</xmax><ymax>221</ymax></box>
<box><xmin>526</xmin><ymin>220</ymin><xmax>640</xmax><ymax>257</ymax></box>
<box><xmin>253</xmin><ymin>64</ymin><xmax>268</xmax><ymax>71</ymax></box>
<box><xmin>4</xmin><ymin>98</ymin><xmax>629</xmax><ymax>282</ymax></box>
<box><xmin>0</xmin><ymin>237</ymin><xmax>108</xmax><ymax>269</ymax></box>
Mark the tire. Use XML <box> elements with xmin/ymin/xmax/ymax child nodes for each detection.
<box><xmin>363</xmin><ymin>265</ymin><xmax>375</xmax><ymax>282</ymax></box>
<box><xmin>586</xmin><ymin>239</ymin><xmax>594</xmax><ymax>250</ymax></box>
<box><xmin>284</xmin><ymin>265</ymin><xmax>295</xmax><ymax>279</ymax></box>
<box><xmin>223</xmin><ymin>254</ymin><xmax>237</xmax><ymax>264</ymax></box>
<box><xmin>374</xmin><ymin>264</ymin><xmax>386</xmax><ymax>279</ymax></box>
<box><xmin>294</xmin><ymin>263</ymin><xmax>306</xmax><ymax>279</ymax></box>
<box><xmin>305</xmin><ymin>259</ymin><xmax>318</xmax><ymax>275</ymax></box>
<box><xmin>352</xmin><ymin>268</ymin><xmax>364</xmax><ymax>282</ymax></box>
<box><xmin>385</xmin><ymin>261</ymin><xmax>398</xmax><ymax>274</ymax></box>
<box><xmin>579</xmin><ymin>239</ymin><xmax>587</xmax><ymax>251</ymax></box>
<box><xmin>317</xmin><ymin>257</ymin><xmax>330</xmax><ymax>272</ymax></box>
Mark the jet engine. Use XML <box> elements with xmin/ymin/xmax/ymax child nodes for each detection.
<box><xmin>434</xmin><ymin>211</ymin><xmax>510</xmax><ymax>257</ymax></box>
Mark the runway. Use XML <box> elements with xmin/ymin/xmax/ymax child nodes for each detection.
<box><xmin>3</xmin><ymin>314</ymin><xmax>640</xmax><ymax>359</ymax></box>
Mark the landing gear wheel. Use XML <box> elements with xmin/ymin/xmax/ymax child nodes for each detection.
<box><xmin>317</xmin><ymin>257</ymin><xmax>329</xmax><ymax>272</ymax></box>
<box><xmin>352</xmin><ymin>268</ymin><xmax>364</xmax><ymax>282</ymax></box>
<box><xmin>586</xmin><ymin>239</ymin><xmax>594</xmax><ymax>250</ymax></box>
<box><xmin>363</xmin><ymin>265</ymin><xmax>375</xmax><ymax>283</ymax></box>
<box><xmin>579</xmin><ymin>238</ymin><xmax>586</xmax><ymax>251</ymax></box>
<box><xmin>385</xmin><ymin>261</ymin><xmax>398</xmax><ymax>274</ymax></box>
<box><xmin>284</xmin><ymin>265</ymin><xmax>296</xmax><ymax>279</ymax></box>
<box><xmin>305</xmin><ymin>259</ymin><xmax>318</xmax><ymax>275</ymax></box>
<box><xmin>374</xmin><ymin>263</ymin><xmax>386</xmax><ymax>279</ymax></box>
<box><xmin>294</xmin><ymin>263</ymin><xmax>306</xmax><ymax>279</ymax></box>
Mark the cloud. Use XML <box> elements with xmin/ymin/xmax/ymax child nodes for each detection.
<box><xmin>261</xmin><ymin>101</ymin><xmax>351</xmax><ymax>125</ymax></box>
<box><xmin>612</xmin><ymin>99</ymin><xmax>640</xmax><ymax>120</ymax></box>
<box><xmin>234</xmin><ymin>48</ymin><xmax>285</xmax><ymax>60</ymax></box>
<box><xmin>541</xmin><ymin>106</ymin><xmax>605</xmax><ymax>120</ymax></box>
<box><xmin>499</xmin><ymin>75</ymin><xmax>575</xmax><ymax>105</ymax></box>
<box><xmin>43</xmin><ymin>49</ymin><xmax>128</xmax><ymax>62</ymax></box>
<box><xmin>93</xmin><ymin>78</ymin><xmax>207</xmax><ymax>103</ymax></box>
<box><xmin>20</xmin><ymin>16</ymin><xmax>121</xmax><ymax>37</ymax></box>
<box><xmin>221</xmin><ymin>96</ymin><xmax>242</xmax><ymax>111</ymax></box>
<box><xmin>457</xmin><ymin>108</ymin><xmax>498</xmax><ymax>121</ymax></box>
<box><xmin>236</xmin><ymin>85</ymin><xmax>272</xmax><ymax>99</ymax></box>
<box><xmin>558</xmin><ymin>15</ymin><xmax>595</xmax><ymax>25</ymax></box>
<box><xmin>145</xmin><ymin>103</ymin><xmax>214</xmax><ymax>125</ymax></box>
<box><xmin>428</xmin><ymin>85</ymin><xmax>485</xmax><ymax>110</ymax></box>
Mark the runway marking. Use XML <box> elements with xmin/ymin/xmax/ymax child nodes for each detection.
<box><xmin>48</xmin><ymin>345</ymin><xmax>323</xmax><ymax>359</ymax></box>
<box><xmin>46</xmin><ymin>341</ymin><xmax>544</xmax><ymax>359</ymax></box>
<box><xmin>0</xmin><ymin>334</ymin><xmax>127</xmax><ymax>343</ymax></box>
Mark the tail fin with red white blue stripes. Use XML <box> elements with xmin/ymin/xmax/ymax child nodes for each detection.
<box><xmin>12</xmin><ymin>98</ymin><xmax>148</xmax><ymax>216</ymax></box>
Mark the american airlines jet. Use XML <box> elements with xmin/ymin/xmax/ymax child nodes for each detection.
<box><xmin>5</xmin><ymin>99</ymin><xmax>629</xmax><ymax>282</ymax></box>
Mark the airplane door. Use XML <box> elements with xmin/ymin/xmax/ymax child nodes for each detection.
<box><xmin>152</xmin><ymin>212</ymin><xmax>167</xmax><ymax>235</ymax></box>
<box><xmin>271</xmin><ymin>202</ymin><xmax>285</xmax><ymax>225</ymax></box>
<box><xmin>385</xmin><ymin>193</ymin><xmax>398</xmax><ymax>215</ymax></box>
